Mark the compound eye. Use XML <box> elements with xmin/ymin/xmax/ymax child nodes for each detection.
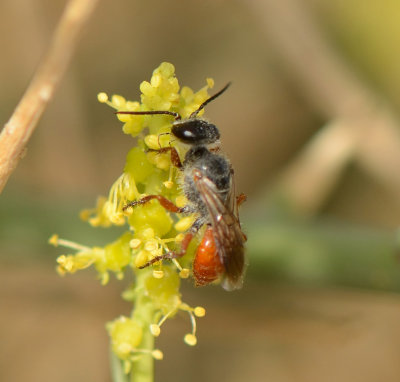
<box><xmin>172</xmin><ymin>119</ymin><xmax>220</xmax><ymax>145</ymax></box>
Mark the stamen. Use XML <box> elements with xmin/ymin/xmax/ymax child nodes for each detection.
<box><xmin>157</xmin><ymin>308</ymin><xmax>175</xmax><ymax>327</ymax></box>
<box><xmin>163</xmin><ymin>164</ymin><xmax>175</xmax><ymax>189</ymax></box>
<box><xmin>159</xmin><ymin>237</ymin><xmax>176</xmax><ymax>244</ymax></box>
<box><xmin>107</xmin><ymin>173</ymin><xmax>140</xmax><ymax>221</ymax></box>
<box><xmin>172</xmin><ymin>259</ymin><xmax>182</xmax><ymax>271</ymax></box>
<box><xmin>183</xmin><ymin>310</ymin><xmax>198</xmax><ymax>346</ymax></box>
<box><xmin>50</xmin><ymin>235</ymin><xmax>91</xmax><ymax>252</ymax></box>
<box><xmin>130</xmin><ymin>347</ymin><xmax>164</xmax><ymax>360</ymax></box>
<box><xmin>150</xmin><ymin>308</ymin><xmax>176</xmax><ymax>337</ymax></box>
<box><xmin>157</xmin><ymin>239</ymin><xmax>172</xmax><ymax>254</ymax></box>
<box><xmin>188</xmin><ymin>310</ymin><xmax>197</xmax><ymax>336</ymax></box>
<box><xmin>155</xmin><ymin>238</ymin><xmax>186</xmax><ymax>275</ymax></box>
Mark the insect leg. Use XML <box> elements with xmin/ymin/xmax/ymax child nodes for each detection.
<box><xmin>137</xmin><ymin>216</ymin><xmax>204</xmax><ymax>269</ymax></box>
<box><xmin>236</xmin><ymin>193</ymin><xmax>247</xmax><ymax>208</ymax></box>
<box><xmin>123</xmin><ymin>195</ymin><xmax>186</xmax><ymax>213</ymax></box>
<box><xmin>148</xmin><ymin>146</ymin><xmax>182</xmax><ymax>169</ymax></box>
<box><xmin>138</xmin><ymin>232</ymin><xmax>194</xmax><ymax>269</ymax></box>
<box><xmin>235</xmin><ymin>193</ymin><xmax>247</xmax><ymax>242</ymax></box>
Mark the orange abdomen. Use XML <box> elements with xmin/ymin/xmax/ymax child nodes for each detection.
<box><xmin>193</xmin><ymin>227</ymin><xmax>224</xmax><ymax>286</ymax></box>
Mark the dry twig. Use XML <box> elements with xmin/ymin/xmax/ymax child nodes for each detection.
<box><xmin>0</xmin><ymin>0</ymin><xmax>99</xmax><ymax>194</ymax></box>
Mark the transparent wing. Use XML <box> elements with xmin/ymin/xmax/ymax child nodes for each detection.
<box><xmin>194</xmin><ymin>173</ymin><xmax>245</xmax><ymax>290</ymax></box>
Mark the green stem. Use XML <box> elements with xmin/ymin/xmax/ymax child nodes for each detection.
<box><xmin>110</xmin><ymin>348</ymin><xmax>129</xmax><ymax>382</ymax></box>
<box><xmin>130</xmin><ymin>269</ymin><xmax>156</xmax><ymax>382</ymax></box>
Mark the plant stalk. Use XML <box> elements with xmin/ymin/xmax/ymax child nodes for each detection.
<box><xmin>130</xmin><ymin>270</ymin><xmax>156</xmax><ymax>382</ymax></box>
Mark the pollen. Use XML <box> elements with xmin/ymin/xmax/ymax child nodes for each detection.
<box><xmin>206</xmin><ymin>78</ymin><xmax>215</xmax><ymax>88</ymax></box>
<box><xmin>129</xmin><ymin>239</ymin><xmax>142</xmax><ymax>249</ymax></box>
<box><xmin>179</xmin><ymin>268</ymin><xmax>190</xmax><ymax>279</ymax></box>
<box><xmin>97</xmin><ymin>92</ymin><xmax>108</xmax><ymax>103</ymax></box>
<box><xmin>153</xmin><ymin>270</ymin><xmax>164</xmax><ymax>279</ymax></box>
<box><xmin>194</xmin><ymin>306</ymin><xmax>206</xmax><ymax>317</ymax></box>
<box><xmin>150</xmin><ymin>324</ymin><xmax>161</xmax><ymax>337</ymax></box>
<box><xmin>163</xmin><ymin>180</ymin><xmax>174</xmax><ymax>189</ymax></box>
<box><xmin>184</xmin><ymin>334</ymin><xmax>197</xmax><ymax>346</ymax></box>
<box><xmin>152</xmin><ymin>349</ymin><xmax>164</xmax><ymax>360</ymax></box>
<box><xmin>49</xmin><ymin>234</ymin><xmax>59</xmax><ymax>246</ymax></box>
<box><xmin>142</xmin><ymin>228</ymin><xmax>155</xmax><ymax>240</ymax></box>
<box><xmin>144</xmin><ymin>239</ymin><xmax>158</xmax><ymax>252</ymax></box>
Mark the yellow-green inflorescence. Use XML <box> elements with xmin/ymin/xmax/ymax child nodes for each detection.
<box><xmin>49</xmin><ymin>62</ymin><xmax>213</xmax><ymax>377</ymax></box>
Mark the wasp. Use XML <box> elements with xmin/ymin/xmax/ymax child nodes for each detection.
<box><xmin>118</xmin><ymin>83</ymin><xmax>246</xmax><ymax>290</ymax></box>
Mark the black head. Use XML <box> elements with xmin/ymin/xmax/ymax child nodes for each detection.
<box><xmin>171</xmin><ymin>119</ymin><xmax>220</xmax><ymax>145</ymax></box>
<box><xmin>115</xmin><ymin>82</ymin><xmax>231</xmax><ymax>146</ymax></box>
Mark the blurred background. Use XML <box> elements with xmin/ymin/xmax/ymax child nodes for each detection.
<box><xmin>1</xmin><ymin>0</ymin><xmax>400</xmax><ymax>381</ymax></box>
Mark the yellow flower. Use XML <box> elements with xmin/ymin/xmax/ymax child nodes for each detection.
<box><xmin>107</xmin><ymin>316</ymin><xmax>143</xmax><ymax>360</ymax></box>
<box><xmin>52</xmin><ymin>62</ymin><xmax>213</xmax><ymax>369</ymax></box>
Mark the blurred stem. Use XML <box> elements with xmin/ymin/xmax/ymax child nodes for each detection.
<box><xmin>248</xmin><ymin>0</ymin><xmax>400</xmax><ymax>214</ymax></box>
<box><xmin>0</xmin><ymin>0</ymin><xmax>99</xmax><ymax>194</ymax></box>
<box><xmin>110</xmin><ymin>349</ymin><xmax>129</xmax><ymax>382</ymax></box>
<box><xmin>130</xmin><ymin>270</ymin><xmax>155</xmax><ymax>382</ymax></box>
<box><xmin>277</xmin><ymin>119</ymin><xmax>358</xmax><ymax>215</ymax></box>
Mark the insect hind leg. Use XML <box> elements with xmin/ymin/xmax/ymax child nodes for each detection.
<box><xmin>137</xmin><ymin>217</ymin><xmax>204</xmax><ymax>269</ymax></box>
<box><xmin>138</xmin><ymin>232</ymin><xmax>194</xmax><ymax>269</ymax></box>
<box><xmin>123</xmin><ymin>194</ymin><xmax>186</xmax><ymax>213</ymax></box>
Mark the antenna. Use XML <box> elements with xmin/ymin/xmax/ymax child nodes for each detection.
<box><xmin>116</xmin><ymin>110</ymin><xmax>181</xmax><ymax>120</ymax></box>
<box><xmin>115</xmin><ymin>82</ymin><xmax>231</xmax><ymax>120</ymax></box>
<box><xmin>189</xmin><ymin>82</ymin><xmax>231</xmax><ymax>118</ymax></box>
